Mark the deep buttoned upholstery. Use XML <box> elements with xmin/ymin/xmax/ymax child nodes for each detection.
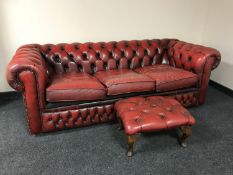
<box><xmin>6</xmin><ymin>39</ymin><xmax>220</xmax><ymax>134</ymax></box>
<box><xmin>38</xmin><ymin>40</ymin><xmax>168</xmax><ymax>74</ymax></box>
<box><xmin>115</xmin><ymin>96</ymin><xmax>196</xmax><ymax>135</ymax></box>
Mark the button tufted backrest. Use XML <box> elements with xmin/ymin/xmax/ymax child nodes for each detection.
<box><xmin>167</xmin><ymin>40</ymin><xmax>221</xmax><ymax>74</ymax></box>
<box><xmin>38</xmin><ymin>39</ymin><xmax>171</xmax><ymax>74</ymax></box>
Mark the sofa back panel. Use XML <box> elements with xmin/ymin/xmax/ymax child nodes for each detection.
<box><xmin>39</xmin><ymin>39</ymin><xmax>171</xmax><ymax>74</ymax></box>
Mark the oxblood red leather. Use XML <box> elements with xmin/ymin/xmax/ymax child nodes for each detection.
<box><xmin>6</xmin><ymin>39</ymin><xmax>221</xmax><ymax>134</ymax></box>
<box><xmin>46</xmin><ymin>72</ymin><xmax>106</xmax><ymax>102</ymax></box>
<box><xmin>169</xmin><ymin>91</ymin><xmax>198</xmax><ymax>107</ymax></box>
<box><xmin>115</xmin><ymin>96</ymin><xmax>196</xmax><ymax>135</ymax></box>
<box><xmin>42</xmin><ymin>104</ymin><xmax>115</xmax><ymax>132</ymax></box>
<box><xmin>6</xmin><ymin>45</ymin><xmax>48</xmax><ymax>134</ymax></box>
<box><xmin>167</xmin><ymin>40</ymin><xmax>221</xmax><ymax>104</ymax></box>
<box><xmin>94</xmin><ymin>69</ymin><xmax>155</xmax><ymax>95</ymax></box>
<box><xmin>135</xmin><ymin>64</ymin><xmax>198</xmax><ymax>92</ymax></box>
<box><xmin>39</xmin><ymin>40</ymin><xmax>169</xmax><ymax>74</ymax></box>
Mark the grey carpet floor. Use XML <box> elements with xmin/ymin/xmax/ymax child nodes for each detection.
<box><xmin>0</xmin><ymin>86</ymin><xmax>233</xmax><ymax>175</ymax></box>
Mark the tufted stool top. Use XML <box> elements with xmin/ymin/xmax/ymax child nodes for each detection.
<box><xmin>115</xmin><ymin>96</ymin><xmax>196</xmax><ymax>135</ymax></box>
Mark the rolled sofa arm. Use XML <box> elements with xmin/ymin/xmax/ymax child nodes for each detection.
<box><xmin>6</xmin><ymin>44</ymin><xmax>48</xmax><ymax>134</ymax></box>
<box><xmin>167</xmin><ymin>40</ymin><xmax>221</xmax><ymax>104</ymax></box>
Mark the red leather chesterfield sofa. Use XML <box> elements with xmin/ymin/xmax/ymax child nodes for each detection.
<box><xmin>6</xmin><ymin>39</ymin><xmax>221</xmax><ymax>134</ymax></box>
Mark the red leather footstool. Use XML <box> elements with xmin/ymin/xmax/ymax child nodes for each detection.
<box><xmin>115</xmin><ymin>96</ymin><xmax>196</xmax><ymax>157</ymax></box>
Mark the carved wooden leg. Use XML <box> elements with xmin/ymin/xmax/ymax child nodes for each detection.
<box><xmin>127</xmin><ymin>135</ymin><xmax>137</xmax><ymax>157</ymax></box>
<box><xmin>117</xmin><ymin>117</ymin><xmax>124</xmax><ymax>131</ymax></box>
<box><xmin>177</xmin><ymin>125</ymin><xmax>192</xmax><ymax>148</ymax></box>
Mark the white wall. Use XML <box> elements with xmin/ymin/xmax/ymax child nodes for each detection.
<box><xmin>0</xmin><ymin>0</ymin><xmax>212</xmax><ymax>92</ymax></box>
<box><xmin>202</xmin><ymin>0</ymin><xmax>233</xmax><ymax>90</ymax></box>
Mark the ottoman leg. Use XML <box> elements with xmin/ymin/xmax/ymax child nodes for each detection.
<box><xmin>127</xmin><ymin>135</ymin><xmax>137</xmax><ymax>157</ymax></box>
<box><xmin>117</xmin><ymin>117</ymin><xmax>124</xmax><ymax>131</ymax></box>
<box><xmin>178</xmin><ymin>126</ymin><xmax>192</xmax><ymax>148</ymax></box>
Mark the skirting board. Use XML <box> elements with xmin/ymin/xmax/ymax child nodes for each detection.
<box><xmin>209</xmin><ymin>80</ymin><xmax>233</xmax><ymax>98</ymax></box>
<box><xmin>0</xmin><ymin>91</ymin><xmax>21</xmax><ymax>101</ymax></box>
<box><xmin>0</xmin><ymin>81</ymin><xmax>232</xmax><ymax>101</ymax></box>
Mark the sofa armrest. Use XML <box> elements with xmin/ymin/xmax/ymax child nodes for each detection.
<box><xmin>6</xmin><ymin>45</ymin><xmax>48</xmax><ymax>134</ymax></box>
<box><xmin>167</xmin><ymin>40</ymin><xmax>221</xmax><ymax>104</ymax></box>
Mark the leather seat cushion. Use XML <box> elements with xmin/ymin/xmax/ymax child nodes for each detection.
<box><xmin>115</xmin><ymin>96</ymin><xmax>196</xmax><ymax>135</ymax></box>
<box><xmin>94</xmin><ymin>69</ymin><xmax>155</xmax><ymax>95</ymax></box>
<box><xmin>46</xmin><ymin>73</ymin><xmax>106</xmax><ymax>102</ymax></box>
<box><xmin>135</xmin><ymin>64</ymin><xmax>198</xmax><ymax>92</ymax></box>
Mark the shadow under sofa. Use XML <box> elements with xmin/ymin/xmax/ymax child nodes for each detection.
<box><xmin>6</xmin><ymin>39</ymin><xmax>221</xmax><ymax>134</ymax></box>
